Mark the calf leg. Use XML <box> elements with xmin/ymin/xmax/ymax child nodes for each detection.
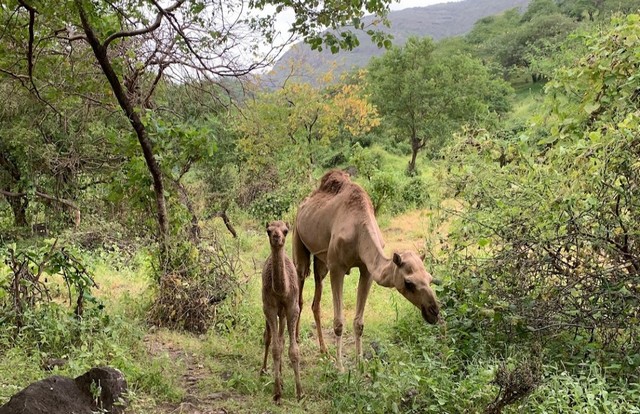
<box><xmin>265</xmin><ymin>312</ymin><xmax>282</xmax><ymax>403</ymax></box>
<box><xmin>260</xmin><ymin>321</ymin><xmax>270</xmax><ymax>375</ymax></box>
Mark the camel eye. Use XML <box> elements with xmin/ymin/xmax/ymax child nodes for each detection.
<box><xmin>404</xmin><ymin>280</ymin><xmax>416</xmax><ymax>292</ymax></box>
<box><xmin>267</xmin><ymin>229</ymin><xmax>272</xmax><ymax>236</ymax></box>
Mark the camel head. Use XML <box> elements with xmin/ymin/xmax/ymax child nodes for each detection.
<box><xmin>392</xmin><ymin>251</ymin><xmax>440</xmax><ymax>324</ymax></box>
<box><xmin>266</xmin><ymin>221</ymin><xmax>289</xmax><ymax>248</ymax></box>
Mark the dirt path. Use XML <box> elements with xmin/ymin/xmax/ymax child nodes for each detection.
<box><xmin>143</xmin><ymin>333</ymin><xmax>239</xmax><ymax>414</ymax></box>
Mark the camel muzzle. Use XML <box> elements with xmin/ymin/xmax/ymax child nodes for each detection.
<box><xmin>421</xmin><ymin>305</ymin><xmax>440</xmax><ymax>325</ymax></box>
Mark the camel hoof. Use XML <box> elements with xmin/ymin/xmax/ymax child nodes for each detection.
<box><xmin>259</xmin><ymin>368</ymin><xmax>268</xmax><ymax>377</ymax></box>
<box><xmin>273</xmin><ymin>394</ymin><xmax>282</xmax><ymax>405</ymax></box>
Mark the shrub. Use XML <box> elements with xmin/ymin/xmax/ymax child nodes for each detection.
<box><xmin>148</xmin><ymin>235</ymin><xmax>242</xmax><ymax>334</ymax></box>
<box><xmin>349</xmin><ymin>143</ymin><xmax>385</xmax><ymax>180</ymax></box>
<box><xmin>248</xmin><ymin>189</ymin><xmax>295</xmax><ymax>224</ymax></box>
<box><xmin>365</xmin><ymin>171</ymin><xmax>401</xmax><ymax>215</ymax></box>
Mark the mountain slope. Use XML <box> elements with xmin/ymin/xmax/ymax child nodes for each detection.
<box><xmin>266</xmin><ymin>0</ymin><xmax>530</xmax><ymax>86</ymax></box>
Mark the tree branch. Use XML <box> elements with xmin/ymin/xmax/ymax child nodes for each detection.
<box><xmin>0</xmin><ymin>189</ymin><xmax>79</xmax><ymax>213</ymax></box>
<box><xmin>17</xmin><ymin>1</ymin><xmax>60</xmax><ymax>112</ymax></box>
<box><xmin>103</xmin><ymin>0</ymin><xmax>186</xmax><ymax>48</ymax></box>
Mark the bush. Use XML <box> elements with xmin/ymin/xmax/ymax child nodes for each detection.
<box><xmin>365</xmin><ymin>171</ymin><xmax>401</xmax><ymax>215</ymax></box>
<box><xmin>148</xmin><ymin>236</ymin><xmax>242</xmax><ymax>333</ymax></box>
<box><xmin>349</xmin><ymin>143</ymin><xmax>385</xmax><ymax>180</ymax></box>
<box><xmin>1</xmin><ymin>240</ymin><xmax>100</xmax><ymax>330</ymax></box>
<box><xmin>400</xmin><ymin>176</ymin><xmax>430</xmax><ymax>209</ymax></box>
<box><xmin>248</xmin><ymin>189</ymin><xmax>295</xmax><ymax>224</ymax></box>
<box><xmin>438</xmin><ymin>14</ymin><xmax>640</xmax><ymax>378</ymax></box>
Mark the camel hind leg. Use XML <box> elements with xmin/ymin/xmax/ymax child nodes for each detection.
<box><xmin>292</xmin><ymin>225</ymin><xmax>311</xmax><ymax>342</ymax></box>
<box><xmin>312</xmin><ymin>259</ymin><xmax>329</xmax><ymax>354</ymax></box>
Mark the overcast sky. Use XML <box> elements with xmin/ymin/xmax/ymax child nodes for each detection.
<box><xmin>262</xmin><ymin>0</ymin><xmax>464</xmax><ymax>63</ymax></box>
<box><xmin>272</xmin><ymin>0</ymin><xmax>463</xmax><ymax>41</ymax></box>
<box><xmin>389</xmin><ymin>0</ymin><xmax>461</xmax><ymax>11</ymax></box>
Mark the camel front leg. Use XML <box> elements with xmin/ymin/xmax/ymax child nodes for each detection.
<box><xmin>354</xmin><ymin>267</ymin><xmax>374</xmax><ymax>361</ymax></box>
<box><xmin>329</xmin><ymin>269</ymin><xmax>346</xmax><ymax>371</ymax></box>
<box><xmin>312</xmin><ymin>259</ymin><xmax>329</xmax><ymax>354</ymax></box>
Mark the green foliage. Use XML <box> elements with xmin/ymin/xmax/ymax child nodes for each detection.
<box><xmin>349</xmin><ymin>143</ymin><xmax>384</xmax><ymax>180</ymax></box>
<box><xmin>367</xmin><ymin>36</ymin><xmax>512</xmax><ymax>173</ymax></box>
<box><xmin>365</xmin><ymin>171</ymin><xmax>401</xmax><ymax>215</ymax></box>
<box><xmin>441</xmin><ymin>13</ymin><xmax>640</xmax><ymax>374</ymax></box>
<box><xmin>248</xmin><ymin>0</ymin><xmax>394</xmax><ymax>52</ymax></box>
<box><xmin>466</xmin><ymin>5</ymin><xmax>577</xmax><ymax>82</ymax></box>
<box><xmin>1</xmin><ymin>240</ymin><xmax>100</xmax><ymax>328</ymax></box>
<box><xmin>248</xmin><ymin>189</ymin><xmax>296</xmax><ymax>224</ymax></box>
<box><xmin>0</xmin><ymin>303</ymin><xmax>182</xmax><ymax>405</ymax></box>
<box><xmin>400</xmin><ymin>176</ymin><xmax>430</xmax><ymax>209</ymax></box>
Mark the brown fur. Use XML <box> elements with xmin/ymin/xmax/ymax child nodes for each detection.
<box><xmin>293</xmin><ymin>171</ymin><xmax>440</xmax><ymax>370</ymax></box>
<box><xmin>260</xmin><ymin>221</ymin><xmax>302</xmax><ymax>403</ymax></box>
<box><xmin>316</xmin><ymin>169</ymin><xmax>351</xmax><ymax>194</ymax></box>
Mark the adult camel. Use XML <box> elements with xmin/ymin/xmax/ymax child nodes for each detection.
<box><xmin>292</xmin><ymin>170</ymin><xmax>440</xmax><ymax>370</ymax></box>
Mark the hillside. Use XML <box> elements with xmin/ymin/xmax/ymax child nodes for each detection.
<box><xmin>265</xmin><ymin>0</ymin><xmax>530</xmax><ymax>86</ymax></box>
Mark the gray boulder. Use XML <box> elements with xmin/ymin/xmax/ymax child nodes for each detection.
<box><xmin>0</xmin><ymin>367</ymin><xmax>127</xmax><ymax>414</ymax></box>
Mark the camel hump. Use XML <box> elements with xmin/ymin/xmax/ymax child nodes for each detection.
<box><xmin>317</xmin><ymin>170</ymin><xmax>351</xmax><ymax>194</ymax></box>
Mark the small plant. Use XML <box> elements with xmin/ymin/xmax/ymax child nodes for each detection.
<box><xmin>1</xmin><ymin>240</ymin><xmax>99</xmax><ymax>327</ymax></box>
<box><xmin>485</xmin><ymin>357</ymin><xmax>542</xmax><ymax>414</ymax></box>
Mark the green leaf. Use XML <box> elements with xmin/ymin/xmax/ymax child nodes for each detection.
<box><xmin>584</xmin><ymin>102</ymin><xmax>600</xmax><ymax>114</ymax></box>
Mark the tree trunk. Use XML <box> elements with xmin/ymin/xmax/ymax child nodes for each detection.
<box><xmin>5</xmin><ymin>191</ymin><xmax>29</xmax><ymax>227</ymax></box>
<box><xmin>217</xmin><ymin>211</ymin><xmax>237</xmax><ymax>238</ymax></box>
<box><xmin>76</xmin><ymin>1</ymin><xmax>169</xmax><ymax>245</ymax></box>
<box><xmin>408</xmin><ymin>136</ymin><xmax>421</xmax><ymax>176</ymax></box>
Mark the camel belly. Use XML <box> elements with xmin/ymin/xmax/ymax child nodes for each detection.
<box><xmin>296</xmin><ymin>205</ymin><xmax>357</xmax><ymax>269</ymax></box>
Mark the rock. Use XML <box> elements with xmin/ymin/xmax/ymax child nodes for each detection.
<box><xmin>0</xmin><ymin>376</ymin><xmax>92</xmax><ymax>414</ymax></box>
<box><xmin>0</xmin><ymin>367</ymin><xmax>127</xmax><ymax>414</ymax></box>
<box><xmin>75</xmin><ymin>367</ymin><xmax>128</xmax><ymax>414</ymax></box>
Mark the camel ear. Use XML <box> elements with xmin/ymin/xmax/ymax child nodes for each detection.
<box><xmin>420</xmin><ymin>252</ymin><xmax>426</xmax><ymax>262</ymax></box>
<box><xmin>285</xmin><ymin>222</ymin><xmax>291</xmax><ymax>231</ymax></box>
<box><xmin>393</xmin><ymin>253</ymin><xmax>403</xmax><ymax>267</ymax></box>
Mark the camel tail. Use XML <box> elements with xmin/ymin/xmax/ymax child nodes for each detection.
<box><xmin>317</xmin><ymin>169</ymin><xmax>351</xmax><ymax>194</ymax></box>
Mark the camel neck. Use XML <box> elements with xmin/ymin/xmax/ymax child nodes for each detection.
<box><xmin>371</xmin><ymin>256</ymin><xmax>397</xmax><ymax>288</ymax></box>
<box><xmin>270</xmin><ymin>246</ymin><xmax>289</xmax><ymax>294</ymax></box>
<box><xmin>359</xmin><ymin>226</ymin><xmax>397</xmax><ymax>289</ymax></box>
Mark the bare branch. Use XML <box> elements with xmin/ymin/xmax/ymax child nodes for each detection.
<box><xmin>103</xmin><ymin>0</ymin><xmax>186</xmax><ymax>48</ymax></box>
<box><xmin>0</xmin><ymin>67</ymin><xmax>29</xmax><ymax>84</ymax></box>
<box><xmin>141</xmin><ymin>67</ymin><xmax>163</xmax><ymax>108</ymax></box>
<box><xmin>0</xmin><ymin>189</ymin><xmax>79</xmax><ymax>213</ymax></box>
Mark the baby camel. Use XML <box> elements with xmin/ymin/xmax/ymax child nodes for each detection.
<box><xmin>260</xmin><ymin>221</ymin><xmax>303</xmax><ymax>403</ymax></box>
